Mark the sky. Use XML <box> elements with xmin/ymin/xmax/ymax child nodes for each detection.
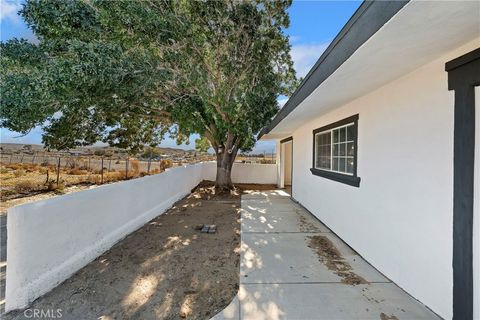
<box><xmin>0</xmin><ymin>0</ymin><xmax>361</xmax><ymax>153</ymax></box>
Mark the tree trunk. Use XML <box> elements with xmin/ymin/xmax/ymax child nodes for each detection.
<box><xmin>215</xmin><ymin>148</ymin><xmax>236</xmax><ymax>191</ymax></box>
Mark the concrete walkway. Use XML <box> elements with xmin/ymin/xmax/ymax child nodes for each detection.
<box><xmin>212</xmin><ymin>190</ymin><xmax>441</xmax><ymax>320</ymax></box>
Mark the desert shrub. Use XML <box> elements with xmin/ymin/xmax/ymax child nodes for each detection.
<box><xmin>47</xmin><ymin>180</ymin><xmax>65</xmax><ymax>191</ymax></box>
<box><xmin>38</xmin><ymin>167</ymin><xmax>48</xmax><ymax>174</ymax></box>
<box><xmin>24</xmin><ymin>164</ymin><xmax>39</xmax><ymax>172</ymax></box>
<box><xmin>94</xmin><ymin>150</ymin><xmax>106</xmax><ymax>156</ymax></box>
<box><xmin>160</xmin><ymin>159</ymin><xmax>173</xmax><ymax>171</ymax></box>
<box><xmin>40</xmin><ymin>160</ymin><xmax>50</xmax><ymax>167</ymax></box>
<box><xmin>0</xmin><ymin>168</ymin><xmax>9</xmax><ymax>174</ymax></box>
<box><xmin>105</xmin><ymin>171</ymin><xmax>123</xmax><ymax>182</ymax></box>
<box><xmin>13</xmin><ymin>169</ymin><xmax>26</xmax><ymax>177</ymax></box>
<box><xmin>6</xmin><ymin>163</ymin><xmax>22</xmax><ymax>170</ymax></box>
<box><xmin>260</xmin><ymin>159</ymin><xmax>274</xmax><ymax>164</ymax></box>
<box><xmin>14</xmin><ymin>180</ymin><xmax>39</xmax><ymax>193</ymax></box>
<box><xmin>68</xmin><ymin>168</ymin><xmax>87</xmax><ymax>175</ymax></box>
<box><xmin>130</xmin><ymin>159</ymin><xmax>140</xmax><ymax>175</ymax></box>
<box><xmin>0</xmin><ymin>189</ymin><xmax>16</xmax><ymax>198</ymax></box>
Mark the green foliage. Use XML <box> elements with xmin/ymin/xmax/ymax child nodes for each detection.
<box><xmin>195</xmin><ymin>136</ymin><xmax>211</xmax><ymax>153</ymax></box>
<box><xmin>94</xmin><ymin>149</ymin><xmax>105</xmax><ymax>156</ymax></box>
<box><xmin>1</xmin><ymin>0</ymin><xmax>297</xmax><ymax>160</ymax></box>
<box><xmin>141</xmin><ymin>147</ymin><xmax>160</xmax><ymax>159</ymax></box>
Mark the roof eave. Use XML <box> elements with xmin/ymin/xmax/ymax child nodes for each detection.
<box><xmin>258</xmin><ymin>0</ymin><xmax>410</xmax><ymax>140</ymax></box>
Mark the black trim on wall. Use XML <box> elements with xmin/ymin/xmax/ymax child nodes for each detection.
<box><xmin>280</xmin><ymin>136</ymin><xmax>293</xmax><ymax>143</ymax></box>
<box><xmin>258</xmin><ymin>1</ymin><xmax>409</xmax><ymax>139</ymax></box>
<box><xmin>280</xmin><ymin>137</ymin><xmax>294</xmax><ymax>194</ymax></box>
<box><xmin>445</xmin><ymin>47</ymin><xmax>480</xmax><ymax>320</ymax></box>
<box><xmin>311</xmin><ymin>114</ymin><xmax>360</xmax><ymax>187</ymax></box>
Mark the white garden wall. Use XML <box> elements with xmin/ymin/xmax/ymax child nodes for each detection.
<box><xmin>202</xmin><ymin>162</ymin><xmax>277</xmax><ymax>184</ymax></box>
<box><xmin>288</xmin><ymin>40</ymin><xmax>479</xmax><ymax>320</ymax></box>
<box><xmin>6</xmin><ymin>162</ymin><xmax>276</xmax><ymax>312</ymax></box>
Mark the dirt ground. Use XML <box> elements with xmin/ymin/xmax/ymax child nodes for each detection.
<box><xmin>5</xmin><ymin>182</ymin><xmax>277</xmax><ymax>320</ymax></box>
<box><xmin>308</xmin><ymin>235</ymin><xmax>368</xmax><ymax>286</ymax></box>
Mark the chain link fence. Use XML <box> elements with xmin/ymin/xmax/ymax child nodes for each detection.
<box><xmin>0</xmin><ymin>152</ymin><xmax>187</xmax><ymax>199</ymax></box>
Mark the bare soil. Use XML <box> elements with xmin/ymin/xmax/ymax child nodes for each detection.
<box><xmin>308</xmin><ymin>235</ymin><xmax>368</xmax><ymax>286</ymax></box>
<box><xmin>380</xmin><ymin>312</ymin><xmax>399</xmax><ymax>320</ymax></box>
<box><xmin>5</xmin><ymin>182</ymin><xmax>268</xmax><ymax>320</ymax></box>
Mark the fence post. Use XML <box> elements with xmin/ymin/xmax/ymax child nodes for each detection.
<box><xmin>9</xmin><ymin>154</ymin><xmax>13</xmax><ymax>164</ymax></box>
<box><xmin>88</xmin><ymin>157</ymin><xmax>91</xmax><ymax>171</ymax></box>
<box><xmin>108</xmin><ymin>158</ymin><xmax>112</xmax><ymax>171</ymax></box>
<box><xmin>56</xmin><ymin>157</ymin><xmax>61</xmax><ymax>185</ymax></box>
<box><xmin>32</xmin><ymin>152</ymin><xmax>36</xmax><ymax>164</ymax></box>
<box><xmin>20</xmin><ymin>153</ymin><xmax>24</xmax><ymax>163</ymax></box>
<box><xmin>147</xmin><ymin>155</ymin><xmax>152</xmax><ymax>174</ymax></box>
<box><xmin>125</xmin><ymin>158</ymin><xmax>129</xmax><ymax>180</ymax></box>
<box><xmin>101</xmin><ymin>157</ymin><xmax>104</xmax><ymax>184</ymax></box>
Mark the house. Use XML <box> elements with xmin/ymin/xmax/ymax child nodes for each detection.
<box><xmin>258</xmin><ymin>1</ymin><xmax>479</xmax><ymax>320</ymax></box>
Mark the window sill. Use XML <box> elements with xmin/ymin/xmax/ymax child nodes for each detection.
<box><xmin>310</xmin><ymin>168</ymin><xmax>361</xmax><ymax>187</ymax></box>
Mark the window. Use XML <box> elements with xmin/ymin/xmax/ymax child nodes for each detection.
<box><xmin>311</xmin><ymin>114</ymin><xmax>360</xmax><ymax>187</ymax></box>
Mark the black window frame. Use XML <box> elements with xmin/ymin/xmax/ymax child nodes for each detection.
<box><xmin>310</xmin><ymin>114</ymin><xmax>361</xmax><ymax>187</ymax></box>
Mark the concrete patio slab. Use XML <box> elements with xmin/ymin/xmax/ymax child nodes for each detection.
<box><xmin>239</xmin><ymin>283</ymin><xmax>440</xmax><ymax>320</ymax></box>
<box><xmin>240</xmin><ymin>233</ymin><xmax>389</xmax><ymax>284</ymax></box>
<box><xmin>212</xmin><ymin>189</ymin><xmax>441</xmax><ymax>320</ymax></box>
<box><xmin>240</xmin><ymin>206</ymin><xmax>330</xmax><ymax>233</ymax></box>
<box><xmin>241</xmin><ymin>190</ymin><xmax>291</xmax><ymax>200</ymax></box>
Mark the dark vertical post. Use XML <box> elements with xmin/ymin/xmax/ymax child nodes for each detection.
<box><xmin>32</xmin><ymin>152</ymin><xmax>36</xmax><ymax>164</ymax></box>
<box><xmin>88</xmin><ymin>157</ymin><xmax>91</xmax><ymax>171</ymax></box>
<box><xmin>147</xmin><ymin>155</ymin><xmax>151</xmax><ymax>174</ymax></box>
<box><xmin>445</xmin><ymin>48</ymin><xmax>479</xmax><ymax>320</ymax></box>
<box><xmin>452</xmin><ymin>87</ymin><xmax>475</xmax><ymax>320</ymax></box>
<box><xmin>56</xmin><ymin>157</ymin><xmax>61</xmax><ymax>185</ymax></box>
<box><xmin>101</xmin><ymin>157</ymin><xmax>104</xmax><ymax>184</ymax></box>
<box><xmin>125</xmin><ymin>158</ymin><xmax>129</xmax><ymax>180</ymax></box>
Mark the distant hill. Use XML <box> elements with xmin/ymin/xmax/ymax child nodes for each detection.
<box><xmin>0</xmin><ymin>143</ymin><xmax>195</xmax><ymax>155</ymax></box>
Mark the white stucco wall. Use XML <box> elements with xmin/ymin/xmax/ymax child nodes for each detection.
<box><xmin>6</xmin><ymin>162</ymin><xmax>277</xmax><ymax>312</ymax></box>
<box><xmin>202</xmin><ymin>162</ymin><xmax>277</xmax><ymax>184</ymax></box>
<box><xmin>288</xmin><ymin>41</ymin><xmax>478</xmax><ymax>320</ymax></box>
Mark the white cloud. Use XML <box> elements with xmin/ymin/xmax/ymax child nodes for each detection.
<box><xmin>277</xmin><ymin>97</ymin><xmax>288</xmax><ymax>108</ymax></box>
<box><xmin>290</xmin><ymin>42</ymin><xmax>330</xmax><ymax>79</ymax></box>
<box><xmin>0</xmin><ymin>0</ymin><xmax>22</xmax><ymax>23</ymax></box>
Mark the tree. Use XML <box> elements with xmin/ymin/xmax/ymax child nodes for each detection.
<box><xmin>0</xmin><ymin>0</ymin><xmax>297</xmax><ymax>190</ymax></box>
<box><xmin>94</xmin><ymin>149</ymin><xmax>106</xmax><ymax>157</ymax></box>
<box><xmin>142</xmin><ymin>147</ymin><xmax>160</xmax><ymax>159</ymax></box>
<box><xmin>195</xmin><ymin>136</ymin><xmax>211</xmax><ymax>153</ymax></box>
